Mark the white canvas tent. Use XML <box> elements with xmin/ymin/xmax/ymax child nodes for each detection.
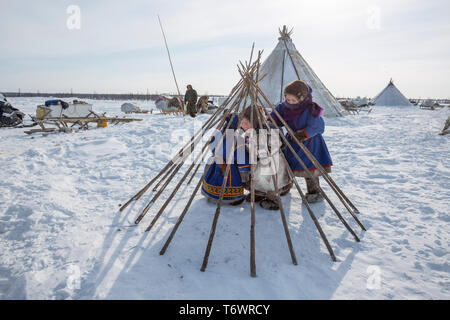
<box><xmin>248</xmin><ymin>26</ymin><xmax>346</xmax><ymax>117</ymax></box>
<box><xmin>372</xmin><ymin>79</ymin><xmax>412</xmax><ymax>107</ymax></box>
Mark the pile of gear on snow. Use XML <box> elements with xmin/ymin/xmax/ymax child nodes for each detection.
<box><xmin>0</xmin><ymin>93</ymin><xmax>25</xmax><ymax>127</ymax></box>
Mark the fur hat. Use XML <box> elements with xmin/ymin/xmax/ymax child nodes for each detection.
<box><xmin>284</xmin><ymin>80</ymin><xmax>309</xmax><ymax>102</ymax></box>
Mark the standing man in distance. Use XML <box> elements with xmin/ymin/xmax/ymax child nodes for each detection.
<box><xmin>184</xmin><ymin>84</ymin><xmax>198</xmax><ymax>118</ymax></box>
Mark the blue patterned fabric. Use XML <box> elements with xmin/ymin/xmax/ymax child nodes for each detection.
<box><xmin>201</xmin><ymin>114</ymin><xmax>250</xmax><ymax>203</ymax></box>
<box><xmin>270</xmin><ymin>102</ymin><xmax>333</xmax><ymax>172</ymax></box>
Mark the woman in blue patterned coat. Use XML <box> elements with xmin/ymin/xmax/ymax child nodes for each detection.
<box><xmin>269</xmin><ymin>80</ymin><xmax>333</xmax><ymax>203</ymax></box>
<box><xmin>201</xmin><ymin>113</ymin><xmax>250</xmax><ymax>205</ymax></box>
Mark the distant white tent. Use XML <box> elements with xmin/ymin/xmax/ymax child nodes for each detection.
<box><xmin>372</xmin><ymin>79</ymin><xmax>412</xmax><ymax>107</ymax></box>
<box><xmin>255</xmin><ymin>26</ymin><xmax>346</xmax><ymax>117</ymax></box>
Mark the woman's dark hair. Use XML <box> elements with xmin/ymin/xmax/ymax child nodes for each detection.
<box><xmin>241</xmin><ymin>105</ymin><xmax>262</xmax><ymax>129</ymax></box>
<box><xmin>224</xmin><ymin>113</ymin><xmax>239</xmax><ymax>131</ymax></box>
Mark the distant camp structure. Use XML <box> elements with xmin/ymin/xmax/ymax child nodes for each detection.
<box><xmin>121</xmin><ymin>102</ymin><xmax>150</xmax><ymax>114</ymax></box>
<box><xmin>25</xmin><ymin>99</ymin><xmax>142</xmax><ymax>135</ymax></box>
<box><xmin>439</xmin><ymin>116</ymin><xmax>450</xmax><ymax>135</ymax></box>
<box><xmin>338</xmin><ymin>97</ymin><xmax>373</xmax><ymax>115</ymax></box>
<box><xmin>242</xmin><ymin>26</ymin><xmax>346</xmax><ymax>117</ymax></box>
<box><xmin>197</xmin><ymin>95</ymin><xmax>209</xmax><ymax>113</ymax></box>
<box><xmin>352</xmin><ymin>96</ymin><xmax>372</xmax><ymax>108</ymax></box>
<box><xmin>155</xmin><ymin>95</ymin><xmax>184</xmax><ymax>115</ymax></box>
<box><xmin>419</xmin><ymin>99</ymin><xmax>443</xmax><ymax>110</ymax></box>
<box><xmin>197</xmin><ymin>95</ymin><xmax>219</xmax><ymax>114</ymax></box>
<box><xmin>372</xmin><ymin>79</ymin><xmax>412</xmax><ymax>107</ymax></box>
<box><xmin>204</xmin><ymin>100</ymin><xmax>219</xmax><ymax>114</ymax></box>
<box><xmin>339</xmin><ymin>99</ymin><xmax>359</xmax><ymax>115</ymax></box>
<box><xmin>0</xmin><ymin>93</ymin><xmax>25</xmax><ymax>127</ymax></box>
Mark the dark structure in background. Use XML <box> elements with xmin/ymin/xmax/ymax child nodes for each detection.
<box><xmin>0</xmin><ymin>93</ymin><xmax>24</xmax><ymax>127</ymax></box>
<box><xmin>3</xmin><ymin>92</ymin><xmax>160</xmax><ymax>101</ymax></box>
<box><xmin>2</xmin><ymin>92</ymin><xmax>230</xmax><ymax>103</ymax></box>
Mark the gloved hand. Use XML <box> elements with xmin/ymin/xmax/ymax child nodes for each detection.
<box><xmin>294</xmin><ymin>130</ymin><xmax>308</xmax><ymax>142</ymax></box>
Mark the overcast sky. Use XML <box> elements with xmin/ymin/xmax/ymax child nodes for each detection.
<box><xmin>1</xmin><ymin>0</ymin><xmax>449</xmax><ymax>98</ymax></box>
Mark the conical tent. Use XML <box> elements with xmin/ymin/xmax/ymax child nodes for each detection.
<box><xmin>372</xmin><ymin>79</ymin><xmax>412</xmax><ymax>107</ymax></box>
<box><xmin>254</xmin><ymin>26</ymin><xmax>346</xmax><ymax>117</ymax></box>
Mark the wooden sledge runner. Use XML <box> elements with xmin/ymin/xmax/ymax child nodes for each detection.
<box><xmin>124</xmin><ymin>110</ymin><xmax>151</xmax><ymax>114</ymax></box>
<box><xmin>159</xmin><ymin>109</ymin><xmax>185</xmax><ymax>116</ymax></box>
<box><xmin>155</xmin><ymin>96</ymin><xmax>186</xmax><ymax>116</ymax></box>
<box><xmin>25</xmin><ymin>111</ymin><xmax>142</xmax><ymax>135</ymax></box>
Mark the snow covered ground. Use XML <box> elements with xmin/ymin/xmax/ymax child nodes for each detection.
<box><xmin>0</xmin><ymin>97</ymin><xmax>448</xmax><ymax>300</ymax></box>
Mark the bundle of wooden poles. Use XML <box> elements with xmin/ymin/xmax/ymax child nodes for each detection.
<box><xmin>119</xmin><ymin>45</ymin><xmax>366</xmax><ymax>277</ymax></box>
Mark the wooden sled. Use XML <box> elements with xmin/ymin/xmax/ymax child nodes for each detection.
<box><xmin>25</xmin><ymin>111</ymin><xmax>142</xmax><ymax>135</ymax></box>
<box><xmin>342</xmin><ymin>104</ymin><xmax>373</xmax><ymax>115</ymax></box>
<box><xmin>125</xmin><ymin>110</ymin><xmax>151</xmax><ymax>114</ymax></box>
<box><xmin>159</xmin><ymin>109</ymin><xmax>185</xmax><ymax>116</ymax></box>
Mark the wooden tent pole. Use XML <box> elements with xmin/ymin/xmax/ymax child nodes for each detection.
<box><xmin>240</xmin><ymin>64</ymin><xmax>298</xmax><ymax>266</ymax></box>
<box><xmin>281</xmin><ymin>38</ymin><xmax>301</xmax><ymax>80</ymax></box>
<box><xmin>158</xmin><ymin>114</ymin><xmax>222</xmax><ymax>190</ymax></box>
<box><xmin>135</xmin><ymin>86</ymin><xmax>248</xmax><ymax>225</ymax></box>
<box><xmin>279</xmin><ymin>35</ymin><xmax>361</xmax><ymax>215</ymax></box>
<box><xmin>186</xmin><ymin>162</ymin><xmax>201</xmax><ymax>185</ymax></box>
<box><xmin>253</xmin><ymin>90</ymin><xmax>336</xmax><ymax>262</ymax></box>
<box><xmin>200</xmin><ymin>113</ymin><xmax>245</xmax><ymax>272</ymax></box>
<box><xmin>252</xmin><ymin>87</ymin><xmax>361</xmax><ymax>241</ymax></box>
<box><xmin>286</xmin><ymin>163</ymin><xmax>337</xmax><ymax>261</ymax></box>
<box><xmin>159</xmin><ymin>88</ymin><xmax>247</xmax><ymax>255</ymax></box>
<box><xmin>259</xmin><ymin>88</ymin><xmax>365</xmax><ymax>229</ymax></box>
<box><xmin>280</xmin><ymin>50</ymin><xmax>286</xmax><ymax>103</ymax></box>
<box><xmin>157</xmin><ymin>15</ymin><xmax>185</xmax><ymax>112</ymax></box>
<box><xmin>248</xmin><ymin>50</ymin><xmax>261</xmax><ymax>277</ymax></box>
<box><xmin>152</xmin><ymin>163</ymin><xmax>177</xmax><ymax>192</ymax></box>
<box><xmin>119</xmin><ymin>79</ymin><xmax>244</xmax><ymax>212</ymax></box>
<box><xmin>145</xmin><ymin>91</ymin><xmax>248</xmax><ymax>232</ymax></box>
<box><xmin>200</xmin><ymin>59</ymin><xmax>260</xmax><ymax>272</ymax></box>
<box><xmin>253</xmin><ymin>105</ymin><xmax>298</xmax><ymax>266</ymax></box>
<box><xmin>184</xmin><ymin>113</ymin><xmax>225</xmax><ymax>186</ymax></box>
